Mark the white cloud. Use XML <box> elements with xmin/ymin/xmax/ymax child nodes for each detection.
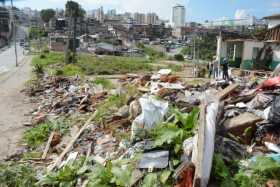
<box><xmin>271</xmin><ymin>2</ymin><xmax>280</xmax><ymax>8</ymax></box>
<box><xmin>234</xmin><ymin>9</ymin><xmax>251</xmax><ymax>19</ymax></box>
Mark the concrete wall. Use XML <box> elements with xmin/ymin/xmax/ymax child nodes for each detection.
<box><xmin>242</xmin><ymin>41</ymin><xmax>264</xmax><ymax>60</ymax></box>
<box><xmin>216</xmin><ymin>36</ymin><xmax>227</xmax><ymax>61</ymax></box>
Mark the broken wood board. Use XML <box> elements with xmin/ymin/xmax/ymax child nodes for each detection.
<box><xmin>42</xmin><ymin>131</ymin><xmax>55</xmax><ymax>159</ymax></box>
<box><xmin>193</xmin><ymin>97</ymin><xmax>220</xmax><ymax>187</ymax></box>
<box><xmin>217</xmin><ymin>83</ymin><xmax>239</xmax><ymax>101</ymax></box>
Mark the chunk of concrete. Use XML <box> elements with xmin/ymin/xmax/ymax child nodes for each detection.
<box><xmin>223</xmin><ymin>112</ymin><xmax>262</xmax><ymax>135</ymax></box>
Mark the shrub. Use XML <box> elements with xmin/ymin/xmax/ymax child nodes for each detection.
<box><xmin>174</xmin><ymin>54</ymin><xmax>184</xmax><ymax>61</ymax></box>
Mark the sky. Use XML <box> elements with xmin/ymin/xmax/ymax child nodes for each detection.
<box><xmin>11</xmin><ymin>0</ymin><xmax>280</xmax><ymax>23</ymax></box>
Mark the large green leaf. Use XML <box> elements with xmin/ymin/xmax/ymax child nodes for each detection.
<box><xmin>142</xmin><ymin>173</ymin><xmax>159</xmax><ymax>187</ymax></box>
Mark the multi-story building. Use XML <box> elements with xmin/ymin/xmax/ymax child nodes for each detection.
<box><xmin>134</xmin><ymin>13</ymin><xmax>145</xmax><ymax>24</ymax></box>
<box><xmin>107</xmin><ymin>9</ymin><xmax>116</xmax><ymax>19</ymax></box>
<box><xmin>146</xmin><ymin>13</ymin><xmax>158</xmax><ymax>25</ymax></box>
<box><xmin>95</xmin><ymin>7</ymin><xmax>104</xmax><ymax>23</ymax></box>
<box><xmin>0</xmin><ymin>6</ymin><xmax>10</xmax><ymax>47</ymax></box>
<box><xmin>172</xmin><ymin>4</ymin><xmax>185</xmax><ymax>27</ymax></box>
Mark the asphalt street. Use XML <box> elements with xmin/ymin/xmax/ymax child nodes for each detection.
<box><xmin>0</xmin><ymin>26</ymin><xmax>27</xmax><ymax>74</ymax></box>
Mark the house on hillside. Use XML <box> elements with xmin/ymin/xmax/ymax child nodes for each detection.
<box><xmin>264</xmin><ymin>14</ymin><xmax>280</xmax><ymax>29</ymax></box>
<box><xmin>263</xmin><ymin>24</ymin><xmax>280</xmax><ymax>69</ymax></box>
<box><xmin>216</xmin><ymin>18</ymin><xmax>280</xmax><ymax>70</ymax></box>
<box><xmin>216</xmin><ymin>31</ymin><xmax>264</xmax><ymax>69</ymax></box>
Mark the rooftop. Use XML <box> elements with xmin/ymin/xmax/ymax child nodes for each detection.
<box><xmin>263</xmin><ymin>14</ymin><xmax>280</xmax><ymax>20</ymax></box>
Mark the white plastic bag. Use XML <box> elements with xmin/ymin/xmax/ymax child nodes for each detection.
<box><xmin>131</xmin><ymin>96</ymin><xmax>168</xmax><ymax>141</ymax></box>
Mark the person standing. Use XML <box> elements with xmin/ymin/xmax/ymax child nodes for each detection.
<box><xmin>208</xmin><ymin>61</ymin><xmax>213</xmax><ymax>78</ymax></box>
<box><xmin>222</xmin><ymin>57</ymin><xmax>229</xmax><ymax>80</ymax></box>
<box><xmin>213</xmin><ymin>56</ymin><xmax>219</xmax><ymax>79</ymax></box>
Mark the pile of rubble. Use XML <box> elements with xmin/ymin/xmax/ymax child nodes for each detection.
<box><xmin>6</xmin><ymin>68</ymin><xmax>280</xmax><ymax>186</ymax></box>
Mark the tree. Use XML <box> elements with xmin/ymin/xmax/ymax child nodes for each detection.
<box><xmin>40</xmin><ymin>9</ymin><xmax>55</xmax><ymax>25</ymax></box>
<box><xmin>65</xmin><ymin>1</ymin><xmax>85</xmax><ymax>63</ymax></box>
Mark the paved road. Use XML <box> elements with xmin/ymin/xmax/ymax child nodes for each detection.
<box><xmin>0</xmin><ymin>56</ymin><xmax>34</xmax><ymax>160</ymax></box>
<box><xmin>0</xmin><ymin>26</ymin><xmax>27</xmax><ymax>74</ymax></box>
<box><xmin>0</xmin><ymin>45</ymin><xmax>25</xmax><ymax>74</ymax></box>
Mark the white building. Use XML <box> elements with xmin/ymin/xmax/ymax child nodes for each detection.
<box><xmin>172</xmin><ymin>4</ymin><xmax>185</xmax><ymax>27</ymax></box>
<box><xmin>134</xmin><ymin>13</ymin><xmax>145</xmax><ymax>24</ymax></box>
<box><xmin>146</xmin><ymin>13</ymin><xmax>158</xmax><ymax>25</ymax></box>
<box><xmin>264</xmin><ymin>14</ymin><xmax>280</xmax><ymax>29</ymax></box>
<box><xmin>95</xmin><ymin>7</ymin><xmax>104</xmax><ymax>22</ymax></box>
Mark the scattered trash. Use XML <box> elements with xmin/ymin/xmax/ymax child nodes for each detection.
<box><xmin>9</xmin><ymin>65</ymin><xmax>280</xmax><ymax>187</ymax></box>
<box><xmin>131</xmin><ymin>95</ymin><xmax>168</xmax><ymax>141</ymax></box>
<box><xmin>138</xmin><ymin>150</ymin><xmax>169</xmax><ymax>169</ymax></box>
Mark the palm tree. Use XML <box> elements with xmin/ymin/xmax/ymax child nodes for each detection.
<box><xmin>65</xmin><ymin>1</ymin><xmax>85</xmax><ymax>63</ymax></box>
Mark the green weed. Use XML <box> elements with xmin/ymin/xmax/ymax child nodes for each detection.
<box><xmin>0</xmin><ymin>163</ymin><xmax>38</xmax><ymax>187</ymax></box>
<box><xmin>93</xmin><ymin>78</ymin><xmax>115</xmax><ymax>89</ymax></box>
<box><xmin>23</xmin><ymin>120</ymin><xmax>70</xmax><ymax>148</ymax></box>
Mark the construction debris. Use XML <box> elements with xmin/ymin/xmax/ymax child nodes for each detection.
<box><xmin>3</xmin><ymin>67</ymin><xmax>280</xmax><ymax>187</ymax></box>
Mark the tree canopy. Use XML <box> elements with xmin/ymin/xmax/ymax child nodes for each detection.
<box><xmin>65</xmin><ymin>1</ymin><xmax>85</xmax><ymax>18</ymax></box>
<box><xmin>40</xmin><ymin>9</ymin><xmax>55</xmax><ymax>23</ymax></box>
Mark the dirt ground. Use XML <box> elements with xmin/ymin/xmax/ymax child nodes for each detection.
<box><xmin>0</xmin><ymin>56</ymin><xmax>34</xmax><ymax>160</ymax></box>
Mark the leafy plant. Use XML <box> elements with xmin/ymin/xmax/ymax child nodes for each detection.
<box><xmin>234</xmin><ymin>156</ymin><xmax>280</xmax><ymax>187</ymax></box>
<box><xmin>33</xmin><ymin>63</ymin><xmax>44</xmax><ymax>75</ymax></box>
<box><xmin>38</xmin><ymin>157</ymin><xmax>86</xmax><ymax>187</ymax></box>
<box><xmin>87</xmin><ymin>163</ymin><xmax>113</xmax><ymax>187</ymax></box>
<box><xmin>111</xmin><ymin>161</ymin><xmax>135</xmax><ymax>186</ymax></box>
<box><xmin>142</xmin><ymin>173</ymin><xmax>159</xmax><ymax>187</ymax></box>
<box><xmin>0</xmin><ymin>163</ymin><xmax>38</xmax><ymax>187</ymax></box>
<box><xmin>87</xmin><ymin>159</ymin><xmax>136</xmax><ymax>187</ymax></box>
<box><xmin>152</xmin><ymin>108</ymin><xmax>199</xmax><ymax>153</ymax></box>
<box><xmin>153</xmin><ymin>123</ymin><xmax>185</xmax><ymax>153</ymax></box>
<box><xmin>212</xmin><ymin>154</ymin><xmax>236</xmax><ymax>187</ymax></box>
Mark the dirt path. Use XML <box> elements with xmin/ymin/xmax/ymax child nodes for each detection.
<box><xmin>0</xmin><ymin>56</ymin><xmax>34</xmax><ymax>160</ymax></box>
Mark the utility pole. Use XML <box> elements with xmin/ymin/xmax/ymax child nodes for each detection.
<box><xmin>193</xmin><ymin>36</ymin><xmax>196</xmax><ymax>63</ymax></box>
<box><xmin>10</xmin><ymin>0</ymin><xmax>18</xmax><ymax>66</ymax></box>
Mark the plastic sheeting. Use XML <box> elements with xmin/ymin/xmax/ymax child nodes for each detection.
<box><xmin>131</xmin><ymin>96</ymin><xmax>169</xmax><ymax>141</ymax></box>
<box><xmin>268</xmin><ymin>96</ymin><xmax>280</xmax><ymax>124</ymax></box>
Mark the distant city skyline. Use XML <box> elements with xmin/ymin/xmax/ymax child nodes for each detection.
<box><xmin>8</xmin><ymin>0</ymin><xmax>280</xmax><ymax>23</ymax></box>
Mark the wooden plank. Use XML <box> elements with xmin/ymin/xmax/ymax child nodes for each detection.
<box><xmin>42</xmin><ymin>131</ymin><xmax>55</xmax><ymax>160</ymax></box>
<box><xmin>217</xmin><ymin>83</ymin><xmax>239</xmax><ymax>101</ymax></box>
<box><xmin>47</xmin><ymin>111</ymin><xmax>98</xmax><ymax>172</ymax></box>
<box><xmin>193</xmin><ymin>101</ymin><xmax>206</xmax><ymax>187</ymax></box>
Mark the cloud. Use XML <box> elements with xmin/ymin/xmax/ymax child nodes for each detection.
<box><xmin>234</xmin><ymin>9</ymin><xmax>251</xmax><ymax>19</ymax></box>
<box><xmin>271</xmin><ymin>2</ymin><xmax>280</xmax><ymax>8</ymax></box>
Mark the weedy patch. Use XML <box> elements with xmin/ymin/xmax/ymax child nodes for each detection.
<box><xmin>38</xmin><ymin>157</ymin><xmax>86</xmax><ymax>187</ymax></box>
<box><xmin>32</xmin><ymin>52</ymin><xmax>64</xmax><ymax>68</ymax></box>
<box><xmin>95</xmin><ymin>94</ymin><xmax>127</xmax><ymax>124</ymax></box>
<box><xmin>234</xmin><ymin>156</ymin><xmax>280</xmax><ymax>187</ymax></box>
<box><xmin>0</xmin><ymin>163</ymin><xmax>38</xmax><ymax>187</ymax></box>
<box><xmin>93</xmin><ymin>78</ymin><xmax>115</xmax><ymax>89</ymax></box>
<box><xmin>23</xmin><ymin>120</ymin><xmax>70</xmax><ymax>148</ymax></box>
